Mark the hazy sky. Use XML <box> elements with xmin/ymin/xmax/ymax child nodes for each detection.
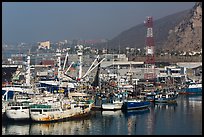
<box><xmin>2</xmin><ymin>2</ymin><xmax>195</xmax><ymax>44</ymax></box>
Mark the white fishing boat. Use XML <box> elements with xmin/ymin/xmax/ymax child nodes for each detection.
<box><xmin>29</xmin><ymin>99</ymin><xmax>94</xmax><ymax>122</ymax></box>
<box><xmin>30</xmin><ymin>83</ymin><xmax>94</xmax><ymax>122</ymax></box>
<box><xmin>30</xmin><ymin>89</ymin><xmax>94</xmax><ymax>122</ymax></box>
<box><xmin>4</xmin><ymin>90</ymin><xmax>45</xmax><ymax>121</ymax></box>
<box><xmin>102</xmin><ymin>99</ymin><xmax>123</xmax><ymax>110</ymax></box>
<box><xmin>5</xmin><ymin>101</ymin><xmax>32</xmax><ymax>120</ymax></box>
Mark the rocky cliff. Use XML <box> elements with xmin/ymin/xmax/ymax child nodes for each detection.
<box><xmin>164</xmin><ymin>2</ymin><xmax>202</xmax><ymax>52</ymax></box>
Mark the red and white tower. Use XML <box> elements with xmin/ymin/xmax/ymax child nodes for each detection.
<box><xmin>144</xmin><ymin>16</ymin><xmax>156</xmax><ymax>80</ymax></box>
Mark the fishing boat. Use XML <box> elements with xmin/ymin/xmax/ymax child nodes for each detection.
<box><xmin>5</xmin><ymin>101</ymin><xmax>32</xmax><ymax>120</ymax></box>
<box><xmin>29</xmin><ymin>98</ymin><xmax>94</xmax><ymax>122</ymax></box>
<box><xmin>4</xmin><ymin>89</ymin><xmax>56</xmax><ymax>121</ymax></box>
<box><xmin>154</xmin><ymin>93</ymin><xmax>178</xmax><ymax>103</ymax></box>
<box><xmin>4</xmin><ymin>92</ymin><xmax>35</xmax><ymax>121</ymax></box>
<box><xmin>2</xmin><ymin>88</ymin><xmax>31</xmax><ymax>119</ymax></box>
<box><xmin>122</xmin><ymin>99</ymin><xmax>150</xmax><ymax>110</ymax></box>
<box><xmin>154</xmin><ymin>88</ymin><xmax>179</xmax><ymax>103</ymax></box>
<box><xmin>102</xmin><ymin>99</ymin><xmax>123</xmax><ymax>110</ymax></box>
<box><xmin>30</xmin><ymin>87</ymin><xmax>94</xmax><ymax>122</ymax></box>
<box><xmin>181</xmin><ymin>83</ymin><xmax>202</xmax><ymax>94</ymax></box>
<box><xmin>121</xmin><ymin>83</ymin><xmax>150</xmax><ymax>110</ymax></box>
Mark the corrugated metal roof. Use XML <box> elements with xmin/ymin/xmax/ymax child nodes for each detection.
<box><xmin>101</xmin><ymin>61</ymin><xmax>144</xmax><ymax>68</ymax></box>
<box><xmin>176</xmin><ymin>62</ymin><xmax>202</xmax><ymax>68</ymax></box>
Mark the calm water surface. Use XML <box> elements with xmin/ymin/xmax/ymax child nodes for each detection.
<box><xmin>2</xmin><ymin>94</ymin><xmax>202</xmax><ymax>135</ymax></box>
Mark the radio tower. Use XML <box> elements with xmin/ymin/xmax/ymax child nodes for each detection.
<box><xmin>144</xmin><ymin>16</ymin><xmax>156</xmax><ymax>80</ymax></box>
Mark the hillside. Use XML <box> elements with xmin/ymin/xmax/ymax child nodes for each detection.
<box><xmin>164</xmin><ymin>2</ymin><xmax>202</xmax><ymax>52</ymax></box>
<box><xmin>100</xmin><ymin>9</ymin><xmax>190</xmax><ymax>50</ymax></box>
<box><xmin>97</xmin><ymin>2</ymin><xmax>202</xmax><ymax>53</ymax></box>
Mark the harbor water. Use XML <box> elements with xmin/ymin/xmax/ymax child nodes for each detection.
<box><xmin>2</xmin><ymin>94</ymin><xmax>202</xmax><ymax>135</ymax></box>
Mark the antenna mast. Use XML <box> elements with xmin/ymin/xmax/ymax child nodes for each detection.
<box><xmin>144</xmin><ymin>16</ymin><xmax>156</xmax><ymax>80</ymax></box>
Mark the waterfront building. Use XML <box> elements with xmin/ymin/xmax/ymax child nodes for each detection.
<box><xmin>176</xmin><ymin>62</ymin><xmax>202</xmax><ymax>82</ymax></box>
<box><xmin>157</xmin><ymin>65</ymin><xmax>186</xmax><ymax>84</ymax></box>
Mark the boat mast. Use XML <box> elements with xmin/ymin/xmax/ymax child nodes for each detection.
<box><xmin>56</xmin><ymin>49</ymin><xmax>62</xmax><ymax>88</ymax></box>
<box><xmin>57</xmin><ymin>52</ymin><xmax>61</xmax><ymax>80</ymax></box>
<box><xmin>77</xmin><ymin>47</ymin><xmax>83</xmax><ymax>80</ymax></box>
<box><xmin>25</xmin><ymin>55</ymin><xmax>31</xmax><ymax>87</ymax></box>
<box><xmin>129</xmin><ymin>62</ymin><xmax>132</xmax><ymax>85</ymax></box>
<box><xmin>117</xmin><ymin>64</ymin><xmax>120</xmax><ymax>91</ymax></box>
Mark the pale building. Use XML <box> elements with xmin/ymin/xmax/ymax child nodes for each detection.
<box><xmin>38</xmin><ymin>41</ymin><xmax>50</xmax><ymax>49</ymax></box>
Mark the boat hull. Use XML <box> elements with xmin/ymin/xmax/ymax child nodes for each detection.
<box><xmin>179</xmin><ymin>83</ymin><xmax>202</xmax><ymax>94</ymax></box>
<box><xmin>122</xmin><ymin>100</ymin><xmax>150</xmax><ymax>110</ymax></box>
<box><xmin>155</xmin><ymin>94</ymin><xmax>178</xmax><ymax>103</ymax></box>
<box><xmin>184</xmin><ymin>87</ymin><xmax>202</xmax><ymax>94</ymax></box>
<box><xmin>30</xmin><ymin>103</ymin><xmax>93</xmax><ymax>122</ymax></box>
<box><xmin>102</xmin><ymin>103</ymin><xmax>123</xmax><ymax>110</ymax></box>
<box><xmin>6</xmin><ymin>109</ymin><xmax>30</xmax><ymax>120</ymax></box>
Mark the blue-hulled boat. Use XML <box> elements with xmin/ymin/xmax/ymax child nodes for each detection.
<box><xmin>184</xmin><ymin>83</ymin><xmax>202</xmax><ymax>94</ymax></box>
<box><xmin>146</xmin><ymin>88</ymin><xmax>179</xmax><ymax>103</ymax></box>
<box><xmin>154</xmin><ymin>92</ymin><xmax>178</xmax><ymax>103</ymax></box>
<box><xmin>122</xmin><ymin>99</ymin><xmax>150</xmax><ymax>110</ymax></box>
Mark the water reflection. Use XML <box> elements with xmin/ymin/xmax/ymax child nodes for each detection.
<box><xmin>2</xmin><ymin>118</ymin><xmax>93</xmax><ymax>135</ymax></box>
<box><xmin>102</xmin><ymin>110</ymin><xmax>123</xmax><ymax>117</ymax></box>
<box><xmin>29</xmin><ymin>119</ymin><xmax>93</xmax><ymax>135</ymax></box>
<box><xmin>3</xmin><ymin>123</ymin><xmax>30</xmax><ymax>135</ymax></box>
<box><xmin>143</xmin><ymin>103</ymin><xmax>178</xmax><ymax>135</ymax></box>
<box><xmin>2</xmin><ymin>95</ymin><xmax>202</xmax><ymax>135</ymax></box>
<box><xmin>187</xmin><ymin>94</ymin><xmax>202</xmax><ymax>102</ymax></box>
<box><xmin>154</xmin><ymin>102</ymin><xmax>178</xmax><ymax>110</ymax></box>
<box><xmin>123</xmin><ymin>108</ymin><xmax>150</xmax><ymax>117</ymax></box>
